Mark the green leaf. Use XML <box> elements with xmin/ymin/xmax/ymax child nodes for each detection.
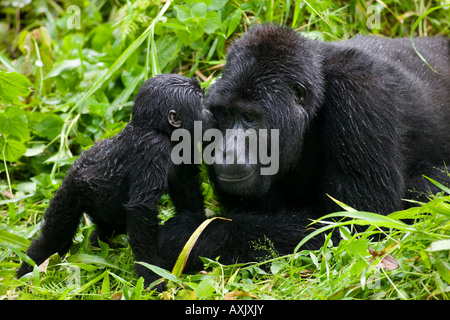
<box><xmin>423</xmin><ymin>176</ymin><xmax>450</xmax><ymax>195</ymax></box>
<box><xmin>191</xmin><ymin>3</ymin><xmax>207</xmax><ymax>19</ymax></box>
<box><xmin>75</xmin><ymin>271</ymin><xmax>109</xmax><ymax>294</ymax></box>
<box><xmin>209</xmin><ymin>0</ymin><xmax>228</xmax><ymax>10</ymax></box>
<box><xmin>0</xmin><ymin>52</ymin><xmax>19</xmax><ymax>73</ymax></box>
<box><xmin>0</xmin><ymin>107</ymin><xmax>30</xmax><ymax>142</ymax></box>
<box><xmin>33</xmin><ymin>264</ymin><xmax>40</xmax><ymax>287</ymax></box>
<box><xmin>133</xmin><ymin>277</ymin><xmax>144</xmax><ymax>300</ymax></box>
<box><xmin>61</xmin><ymin>33</ymin><xmax>85</xmax><ymax>55</ymax></box>
<box><xmin>270</xmin><ymin>259</ymin><xmax>284</xmax><ymax>275</ymax></box>
<box><xmin>66</xmin><ymin>253</ymin><xmax>121</xmax><ymax>270</ymax></box>
<box><xmin>0</xmin><ymin>138</ymin><xmax>27</xmax><ymax>162</ymax></box>
<box><xmin>137</xmin><ymin>261</ymin><xmax>181</xmax><ymax>283</ymax></box>
<box><xmin>0</xmin><ymin>229</ymin><xmax>30</xmax><ymax>251</ymax></box>
<box><xmin>388</xmin><ymin>206</ymin><xmax>425</xmax><ymax>220</ymax></box>
<box><xmin>90</xmin><ymin>24</ymin><xmax>113</xmax><ymax>52</ymax></box>
<box><xmin>349</xmin><ymin>257</ymin><xmax>367</xmax><ymax>275</ymax></box>
<box><xmin>227</xmin><ymin>10</ymin><xmax>242</xmax><ymax>37</ymax></box>
<box><xmin>174</xmin><ymin>5</ymin><xmax>191</xmax><ymax>22</ymax></box>
<box><xmin>195</xmin><ymin>276</ymin><xmax>216</xmax><ymax>299</ymax></box>
<box><xmin>318</xmin><ymin>211</ymin><xmax>415</xmax><ymax>231</ymax></box>
<box><xmin>155</xmin><ymin>35</ymin><xmax>179</xmax><ymax>71</ymax></box>
<box><xmin>46</xmin><ymin>59</ymin><xmax>81</xmax><ymax>78</ymax></box>
<box><xmin>347</xmin><ymin>238</ymin><xmax>369</xmax><ymax>258</ymax></box>
<box><xmin>14</xmin><ymin>181</ymin><xmax>36</xmax><ymax>195</ymax></box>
<box><xmin>420</xmin><ymin>250</ymin><xmax>432</xmax><ymax>269</ymax></box>
<box><xmin>60</xmin><ymin>262</ymin><xmax>97</xmax><ymax>272</ymax></box>
<box><xmin>98</xmin><ymin>239</ymin><xmax>110</xmax><ymax>259</ymax></box>
<box><xmin>101</xmin><ymin>271</ymin><xmax>110</xmax><ymax>294</ymax></box>
<box><xmin>24</xmin><ymin>143</ymin><xmax>46</xmax><ymax>157</ymax></box>
<box><xmin>293</xmin><ymin>210</ymin><xmax>415</xmax><ymax>254</ymax></box>
<box><xmin>172</xmin><ymin>217</ymin><xmax>231</xmax><ymax>277</ymax></box>
<box><xmin>327</xmin><ymin>194</ymin><xmax>357</xmax><ymax>212</ymax></box>
<box><xmin>204</xmin><ymin>11</ymin><xmax>222</xmax><ymax>34</ymax></box>
<box><xmin>47</xmin><ymin>253</ymin><xmax>62</xmax><ymax>271</ymax></box>
<box><xmin>435</xmin><ymin>260</ymin><xmax>450</xmax><ymax>283</ymax></box>
<box><xmin>182</xmin><ymin>22</ymin><xmax>205</xmax><ymax>44</ymax></box>
<box><xmin>0</xmin><ymin>71</ymin><xmax>31</xmax><ymax>104</ymax></box>
<box><xmin>423</xmin><ymin>198</ymin><xmax>450</xmax><ymax>218</ymax></box>
<box><xmin>33</xmin><ymin>114</ymin><xmax>64</xmax><ymax>140</ymax></box>
<box><xmin>427</xmin><ymin>240</ymin><xmax>450</xmax><ymax>252</ymax></box>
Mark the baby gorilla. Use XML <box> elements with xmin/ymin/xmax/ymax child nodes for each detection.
<box><xmin>17</xmin><ymin>74</ymin><xmax>206</xmax><ymax>285</ymax></box>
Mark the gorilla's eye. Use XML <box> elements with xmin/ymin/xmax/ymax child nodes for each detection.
<box><xmin>242</xmin><ymin>112</ymin><xmax>258</xmax><ymax>123</ymax></box>
<box><xmin>290</xmin><ymin>83</ymin><xmax>308</xmax><ymax>105</ymax></box>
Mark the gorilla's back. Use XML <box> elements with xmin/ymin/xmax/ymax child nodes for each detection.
<box><xmin>339</xmin><ymin>35</ymin><xmax>450</xmax><ymax>95</ymax></box>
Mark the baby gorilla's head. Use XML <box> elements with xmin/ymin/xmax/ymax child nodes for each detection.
<box><xmin>132</xmin><ymin>74</ymin><xmax>207</xmax><ymax>134</ymax></box>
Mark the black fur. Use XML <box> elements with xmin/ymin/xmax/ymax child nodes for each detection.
<box><xmin>17</xmin><ymin>74</ymin><xmax>206</xmax><ymax>285</ymax></box>
<box><xmin>156</xmin><ymin>24</ymin><xmax>450</xmax><ymax>273</ymax></box>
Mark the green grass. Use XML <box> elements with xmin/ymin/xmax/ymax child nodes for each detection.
<box><xmin>1</xmin><ymin>0</ymin><xmax>450</xmax><ymax>300</ymax></box>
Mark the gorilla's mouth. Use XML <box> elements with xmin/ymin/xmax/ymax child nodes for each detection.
<box><xmin>216</xmin><ymin>168</ymin><xmax>257</xmax><ymax>183</ymax></box>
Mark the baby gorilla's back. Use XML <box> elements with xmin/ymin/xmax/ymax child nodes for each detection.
<box><xmin>17</xmin><ymin>74</ymin><xmax>206</xmax><ymax>287</ymax></box>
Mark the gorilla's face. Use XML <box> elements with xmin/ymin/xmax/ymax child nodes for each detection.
<box><xmin>205</xmin><ymin>24</ymin><xmax>324</xmax><ymax>197</ymax></box>
<box><xmin>207</xmin><ymin>98</ymin><xmax>268</xmax><ymax>195</ymax></box>
<box><xmin>206</xmin><ymin>78</ymin><xmax>311</xmax><ymax>196</ymax></box>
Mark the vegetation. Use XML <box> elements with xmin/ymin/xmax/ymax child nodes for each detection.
<box><xmin>1</xmin><ymin>0</ymin><xmax>449</xmax><ymax>300</ymax></box>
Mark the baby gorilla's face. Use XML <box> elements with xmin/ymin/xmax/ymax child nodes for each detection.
<box><xmin>165</xmin><ymin>77</ymin><xmax>207</xmax><ymax>133</ymax></box>
<box><xmin>132</xmin><ymin>74</ymin><xmax>206</xmax><ymax>135</ymax></box>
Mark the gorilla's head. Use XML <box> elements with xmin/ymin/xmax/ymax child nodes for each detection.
<box><xmin>132</xmin><ymin>74</ymin><xmax>207</xmax><ymax>134</ymax></box>
<box><xmin>206</xmin><ymin>24</ymin><xmax>325</xmax><ymax>196</ymax></box>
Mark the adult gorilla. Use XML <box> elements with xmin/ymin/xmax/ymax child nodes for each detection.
<box><xmin>158</xmin><ymin>24</ymin><xmax>450</xmax><ymax>272</ymax></box>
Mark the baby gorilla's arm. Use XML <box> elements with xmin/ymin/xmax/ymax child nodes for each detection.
<box><xmin>123</xmin><ymin>136</ymin><xmax>173</xmax><ymax>286</ymax></box>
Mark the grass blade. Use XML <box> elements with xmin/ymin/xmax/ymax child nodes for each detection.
<box><xmin>423</xmin><ymin>175</ymin><xmax>450</xmax><ymax>195</ymax></box>
<box><xmin>137</xmin><ymin>261</ymin><xmax>181</xmax><ymax>283</ymax></box>
<box><xmin>101</xmin><ymin>270</ymin><xmax>110</xmax><ymax>295</ymax></box>
<box><xmin>133</xmin><ymin>277</ymin><xmax>144</xmax><ymax>300</ymax></box>
<box><xmin>294</xmin><ymin>210</ymin><xmax>416</xmax><ymax>253</ymax></box>
<box><xmin>327</xmin><ymin>194</ymin><xmax>357</xmax><ymax>212</ymax></box>
<box><xmin>66</xmin><ymin>253</ymin><xmax>123</xmax><ymax>270</ymax></box>
<box><xmin>410</xmin><ymin>5</ymin><xmax>449</xmax><ymax>73</ymax></box>
<box><xmin>172</xmin><ymin>217</ymin><xmax>231</xmax><ymax>278</ymax></box>
<box><xmin>0</xmin><ymin>52</ymin><xmax>19</xmax><ymax>73</ymax></box>
<box><xmin>318</xmin><ymin>211</ymin><xmax>415</xmax><ymax>231</ymax></box>
<box><xmin>0</xmin><ymin>229</ymin><xmax>30</xmax><ymax>251</ymax></box>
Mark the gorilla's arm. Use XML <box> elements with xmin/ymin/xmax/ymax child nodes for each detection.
<box><xmin>158</xmin><ymin>209</ymin><xmax>326</xmax><ymax>272</ymax></box>
<box><xmin>168</xmin><ymin>163</ymin><xmax>204</xmax><ymax>213</ymax></box>
<box><xmin>318</xmin><ymin>43</ymin><xmax>450</xmax><ymax>214</ymax></box>
<box><xmin>123</xmin><ymin>135</ymin><xmax>173</xmax><ymax>284</ymax></box>
<box><xmin>317</xmin><ymin>46</ymin><xmax>407</xmax><ymax>215</ymax></box>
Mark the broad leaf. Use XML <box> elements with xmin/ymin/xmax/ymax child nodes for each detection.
<box><xmin>0</xmin><ymin>71</ymin><xmax>31</xmax><ymax>104</ymax></box>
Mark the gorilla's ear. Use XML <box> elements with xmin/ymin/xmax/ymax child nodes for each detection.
<box><xmin>290</xmin><ymin>83</ymin><xmax>308</xmax><ymax>105</ymax></box>
<box><xmin>168</xmin><ymin>110</ymin><xmax>182</xmax><ymax>128</ymax></box>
